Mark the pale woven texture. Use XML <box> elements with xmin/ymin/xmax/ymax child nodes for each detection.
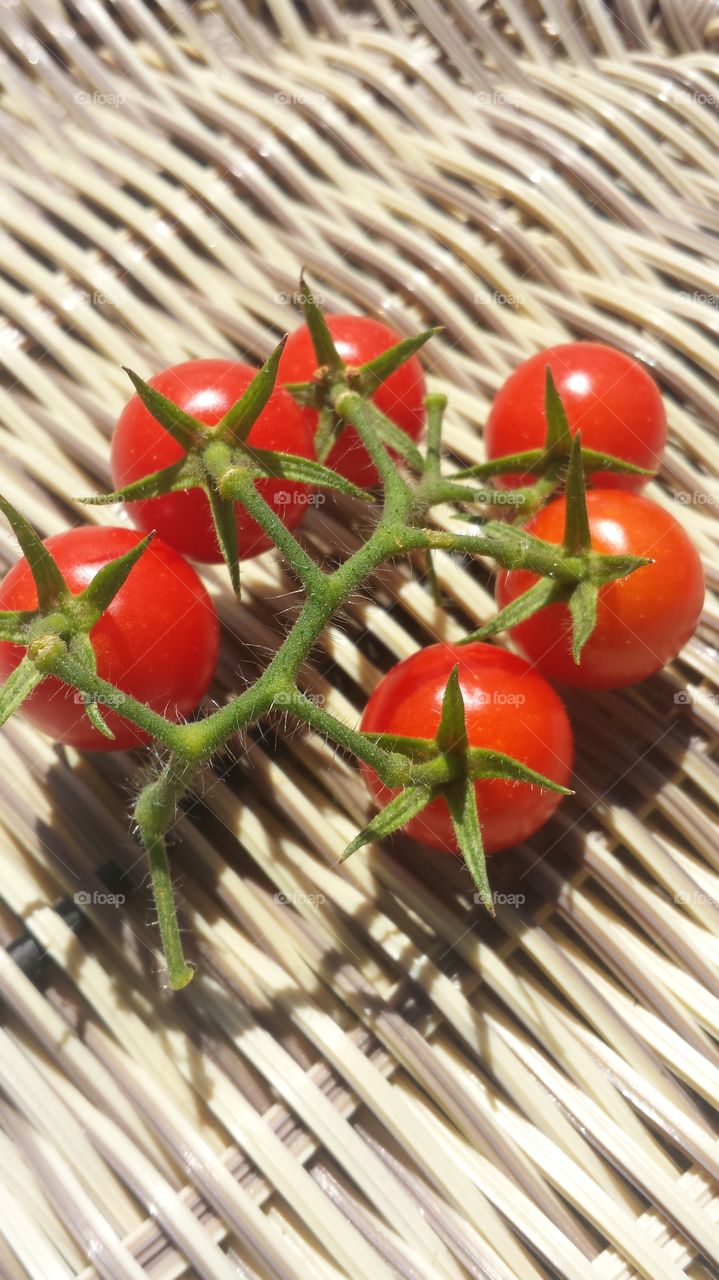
<box><xmin>0</xmin><ymin>3</ymin><xmax>719</xmax><ymax>1278</ymax></box>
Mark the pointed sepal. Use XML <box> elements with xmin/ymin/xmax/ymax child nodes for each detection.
<box><xmin>298</xmin><ymin>272</ymin><xmax>344</xmax><ymax>377</ymax></box>
<box><xmin>77</xmin><ymin>532</ymin><xmax>154</xmax><ymax>627</ymax></box>
<box><xmin>462</xmin><ymin>577</ymin><xmax>565</xmax><ymax>644</ymax></box>
<box><xmin>342</xmin><ymin>785</ymin><xmax>433</xmax><ymax>860</ymax></box>
<box><xmin>436</xmin><ymin>665</ymin><xmax>467</xmax><ymax>754</ymax></box>
<box><xmin>79</xmin><ymin>458</ymin><xmax>203</xmax><ymax>506</ymax></box>
<box><xmin>314</xmin><ymin>405</ymin><xmax>339</xmax><ymax>463</ymax></box>
<box><xmin>467</xmin><ymin>748</ymin><xmax>573</xmax><ymax>794</ymax></box>
<box><xmin>568</xmin><ymin>579</ymin><xmax>599</xmax><ymax>663</ymax></box>
<box><xmin>68</xmin><ymin>632</ymin><xmax>115</xmax><ymax>739</ymax></box>
<box><xmin>0</xmin><ymin>654</ymin><xmax>44</xmax><ymax>726</ymax></box>
<box><xmin>355</xmin><ymin>328</ymin><xmax>440</xmax><ymax>396</ymax></box>
<box><xmin>442</xmin><ymin>776</ymin><xmax>494</xmax><ymax>915</ymax></box>
<box><xmin>123</xmin><ymin>368</ymin><xmax>205</xmax><ymax>452</ymax></box>
<box><xmin>563</xmin><ymin>433</ymin><xmax>591</xmax><ymax>555</ymax></box>
<box><xmin>215</xmin><ymin>337</ymin><xmax>287</xmax><ymax>445</ymax></box>
<box><xmin>574</xmin><ymin>448</ymin><xmax>652</xmax><ymax>478</ymax></box>
<box><xmin>207</xmin><ymin>485</ymin><xmax>240</xmax><ymax>596</ymax></box>
<box><xmin>0</xmin><ymin>495</ymin><xmax>66</xmax><ymax>611</ymax></box>
<box><xmin>544</xmin><ymin>366</ymin><xmax>572</xmax><ymax>454</ymax></box>
<box><xmin>229</xmin><ymin>448</ymin><xmax>376</xmax><ymax>502</ymax></box>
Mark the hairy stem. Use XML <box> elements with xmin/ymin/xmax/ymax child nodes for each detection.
<box><xmin>134</xmin><ymin>754</ymin><xmax>199</xmax><ymax>989</ymax></box>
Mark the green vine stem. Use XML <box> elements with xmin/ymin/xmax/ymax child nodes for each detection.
<box><xmin>0</xmin><ymin>300</ymin><xmax>652</xmax><ymax>988</ymax></box>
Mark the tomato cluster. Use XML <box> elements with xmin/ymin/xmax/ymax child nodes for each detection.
<box><xmin>486</xmin><ymin>343</ymin><xmax>703</xmax><ymax>689</ymax></box>
<box><xmin>0</xmin><ymin>318</ymin><xmax>704</xmax><ymax>880</ymax></box>
<box><xmin>0</xmin><ymin>315</ymin><xmax>424</xmax><ymax>751</ymax></box>
<box><xmin>359</xmin><ymin>341</ymin><xmax>703</xmax><ymax>860</ymax></box>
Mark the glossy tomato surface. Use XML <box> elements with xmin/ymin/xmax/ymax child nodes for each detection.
<box><xmin>484</xmin><ymin>343</ymin><xmax>666</xmax><ymax>491</ymax></box>
<box><xmin>497</xmin><ymin>491</ymin><xmax>704</xmax><ymax>688</ymax></box>
<box><xmin>111</xmin><ymin>360</ymin><xmax>316</xmax><ymax>562</ymax></box>
<box><xmin>359</xmin><ymin>642</ymin><xmax>573</xmax><ymax>855</ymax></box>
<box><xmin>279</xmin><ymin>315</ymin><xmax>426</xmax><ymax>488</ymax></box>
<box><xmin>0</xmin><ymin>527</ymin><xmax>219</xmax><ymax>750</ymax></box>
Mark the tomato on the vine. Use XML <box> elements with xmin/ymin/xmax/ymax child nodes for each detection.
<box><xmin>0</xmin><ymin>527</ymin><xmax>219</xmax><ymax>750</ymax></box>
<box><xmin>497</xmin><ymin>491</ymin><xmax>704</xmax><ymax>688</ymax></box>
<box><xmin>359</xmin><ymin>642</ymin><xmax>573</xmax><ymax>854</ymax></box>
<box><xmin>279</xmin><ymin>315</ymin><xmax>426</xmax><ymax>488</ymax></box>
<box><xmin>484</xmin><ymin>343</ymin><xmax>667</xmax><ymax>491</ymax></box>
<box><xmin>111</xmin><ymin>360</ymin><xmax>316</xmax><ymax>563</ymax></box>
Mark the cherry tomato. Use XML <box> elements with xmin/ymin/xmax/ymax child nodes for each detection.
<box><xmin>111</xmin><ymin>360</ymin><xmax>316</xmax><ymax>562</ymax></box>
<box><xmin>497</xmin><ymin>491</ymin><xmax>704</xmax><ymax>688</ymax></box>
<box><xmin>359</xmin><ymin>642</ymin><xmax>573</xmax><ymax>855</ymax></box>
<box><xmin>0</xmin><ymin>527</ymin><xmax>219</xmax><ymax>750</ymax></box>
<box><xmin>484</xmin><ymin>343</ymin><xmax>666</xmax><ymax>491</ymax></box>
<box><xmin>279</xmin><ymin>315</ymin><xmax>426</xmax><ymax>488</ymax></box>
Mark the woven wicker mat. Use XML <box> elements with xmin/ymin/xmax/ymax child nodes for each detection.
<box><xmin>1</xmin><ymin>3</ymin><xmax>719</xmax><ymax>1278</ymax></box>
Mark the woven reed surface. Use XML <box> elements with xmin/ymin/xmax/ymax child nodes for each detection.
<box><xmin>1</xmin><ymin>2</ymin><xmax>719</xmax><ymax>1277</ymax></box>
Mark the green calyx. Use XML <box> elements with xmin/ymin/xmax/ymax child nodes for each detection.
<box><xmin>463</xmin><ymin>434</ymin><xmax>652</xmax><ymax>661</ymax></box>
<box><xmin>342</xmin><ymin>666</ymin><xmax>572</xmax><ymax>911</ymax></box>
<box><xmin>0</xmin><ymin>498</ymin><xmax>156</xmax><ymax>737</ymax></box>
<box><xmin>448</xmin><ymin>367</ymin><xmax>654</xmax><ymax>514</ymax></box>
<box><xmin>80</xmin><ymin>338</ymin><xmax>374</xmax><ymax>596</ymax></box>
<box><xmin>283</xmin><ymin>272</ymin><xmax>439</xmax><ymax>464</ymax></box>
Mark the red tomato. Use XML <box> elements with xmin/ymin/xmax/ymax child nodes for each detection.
<box><xmin>0</xmin><ymin>527</ymin><xmax>219</xmax><ymax>750</ymax></box>
<box><xmin>359</xmin><ymin>642</ymin><xmax>573</xmax><ymax>855</ymax></box>
<box><xmin>497</xmin><ymin>491</ymin><xmax>704</xmax><ymax>688</ymax></box>
<box><xmin>111</xmin><ymin>360</ymin><xmax>316</xmax><ymax>562</ymax></box>
<box><xmin>484</xmin><ymin>343</ymin><xmax>666</xmax><ymax>491</ymax></box>
<box><xmin>279</xmin><ymin>315</ymin><xmax>426</xmax><ymax>488</ymax></box>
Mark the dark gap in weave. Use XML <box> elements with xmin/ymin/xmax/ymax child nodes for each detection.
<box><xmin>0</xmin><ymin>235</ymin><xmax>55</xmax><ymax>275</ymax></box>
<box><xmin>74</xmin><ymin>191</ymin><xmax>126</xmax><ymax>233</ymax></box>
<box><xmin>118</xmin><ymin>180</ymin><xmax>155</xmax><ymax>210</ymax></box>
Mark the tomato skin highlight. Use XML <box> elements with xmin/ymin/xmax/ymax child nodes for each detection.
<box><xmin>111</xmin><ymin>360</ymin><xmax>316</xmax><ymax>562</ymax></box>
<box><xmin>359</xmin><ymin>642</ymin><xmax>573</xmax><ymax>855</ymax></box>
<box><xmin>279</xmin><ymin>314</ymin><xmax>427</xmax><ymax>488</ymax></box>
<box><xmin>0</xmin><ymin>527</ymin><xmax>220</xmax><ymax>750</ymax></box>
<box><xmin>484</xmin><ymin>343</ymin><xmax>667</xmax><ymax>492</ymax></box>
<box><xmin>497</xmin><ymin>491</ymin><xmax>704</xmax><ymax>689</ymax></box>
